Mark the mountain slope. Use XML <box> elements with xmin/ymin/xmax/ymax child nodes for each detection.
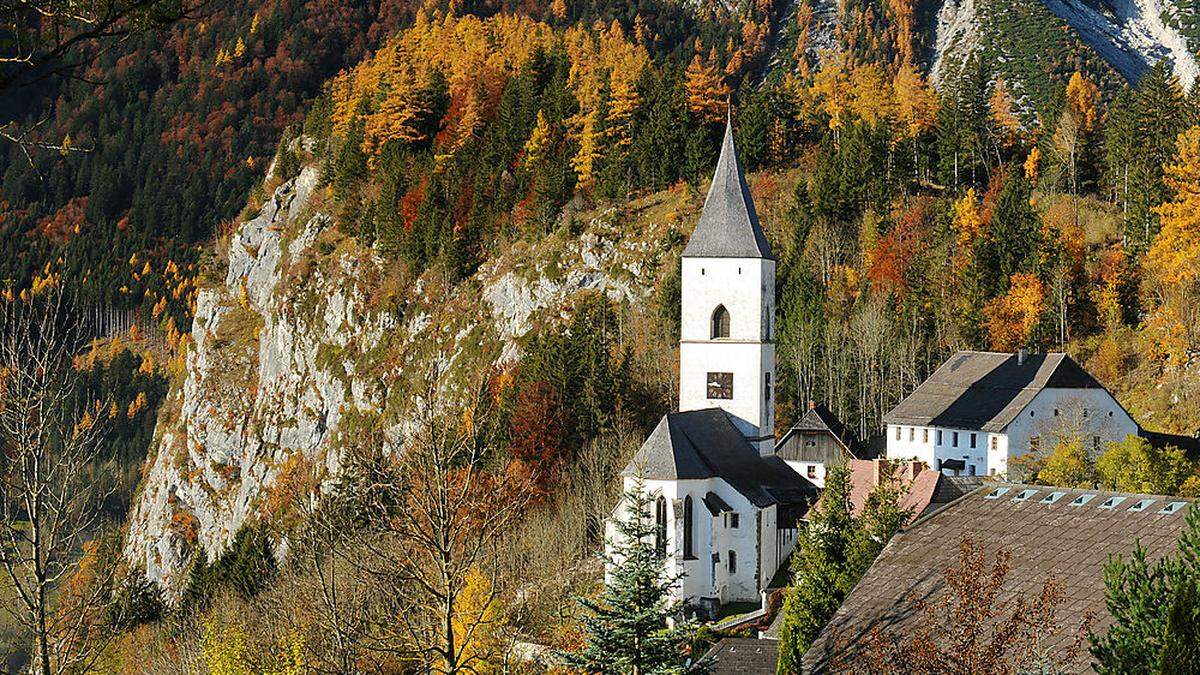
<box><xmin>124</xmin><ymin>153</ymin><xmax>694</xmax><ymax>592</ymax></box>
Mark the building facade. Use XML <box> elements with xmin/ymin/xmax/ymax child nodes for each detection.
<box><xmin>884</xmin><ymin>350</ymin><xmax>1138</xmax><ymax>478</ymax></box>
<box><xmin>608</xmin><ymin>114</ymin><xmax>815</xmax><ymax>617</ymax></box>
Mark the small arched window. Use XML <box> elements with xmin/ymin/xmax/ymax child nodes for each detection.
<box><xmin>654</xmin><ymin>496</ymin><xmax>667</xmax><ymax>556</ymax></box>
<box><xmin>711</xmin><ymin>305</ymin><xmax>730</xmax><ymax>339</ymax></box>
<box><xmin>683</xmin><ymin>496</ymin><xmax>694</xmax><ymax>559</ymax></box>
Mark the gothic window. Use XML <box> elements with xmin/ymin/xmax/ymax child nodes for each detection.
<box><xmin>707</xmin><ymin>372</ymin><xmax>733</xmax><ymax>399</ymax></box>
<box><xmin>711</xmin><ymin>305</ymin><xmax>730</xmax><ymax>339</ymax></box>
<box><xmin>764</xmin><ymin>372</ymin><xmax>772</xmax><ymax>403</ymax></box>
<box><xmin>683</xmin><ymin>496</ymin><xmax>695</xmax><ymax>559</ymax></box>
<box><xmin>654</xmin><ymin>496</ymin><xmax>667</xmax><ymax>556</ymax></box>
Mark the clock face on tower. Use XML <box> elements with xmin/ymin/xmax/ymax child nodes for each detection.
<box><xmin>707</xmin><ymin>372</ymin><xmax>733</xmax><ymax>399</ymax></box>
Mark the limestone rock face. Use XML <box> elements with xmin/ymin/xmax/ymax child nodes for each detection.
<box><xmin>124</xmin><ymin>166</ymin><xmax>669</xmax><ymax>596</ymax></box>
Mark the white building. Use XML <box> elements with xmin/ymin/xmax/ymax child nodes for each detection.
<box><xmin>884</xmin><ymin>350</ymin><xmax>1139</xmax><ymax>478</ymax></box>
<box><xmin>608</xmin><ymin>115</ymin><xmax>817</xmax><ymax>617</ymax></box>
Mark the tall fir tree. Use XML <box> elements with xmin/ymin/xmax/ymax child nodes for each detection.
<box><xmin>562</xmin><ymin>474</ymin><xmax>699</xmax><ymax>674</ymax></box>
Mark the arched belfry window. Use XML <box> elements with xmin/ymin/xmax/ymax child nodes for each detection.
<box><xmin>683</xmin><ymin>495</ymin><xmax>694</xmax><ymax>559</ymax></box>
<box><xmin>711</xmin><ymin>305</ymin><xmax>730</xmax><ymax>339</ymax></box>
<box><xmin>654</xmin><ymin>496</ymin><xmax>667</xmax><ymax>556</ymax></box>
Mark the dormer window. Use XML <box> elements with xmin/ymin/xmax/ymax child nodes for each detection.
<box><xmin>711</xmin><ymin>305</ymin><xmax>730</xmax><ymax>339</ymax></box>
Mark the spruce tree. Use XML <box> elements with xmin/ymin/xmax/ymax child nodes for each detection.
<box><xmin>563</xmin><ymin>475</ymin><xmax>698</xmax><ymax>674</ymax></box>
<box><xmin>1091</xmin><ymin>505</ymin><xmax>1200</xmax><ymax>673</ymax></box>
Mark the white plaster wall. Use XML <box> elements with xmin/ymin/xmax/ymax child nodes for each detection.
<box><xmin>885</xmin><ymin>388</ymin><xmax>1137</xmax><ymax>479</ymax></box>
<box><xmin>679</xmin><ymin>257</ymin><xmax>775</xmax><ymax>448</ymax></box>
<box><xmin>606</xmin><ymin>475</ymin><xmax>764</xmax><ymax>606</ymax></box>
<box><xmin>1003</xmin><ymin>389</ymin><xmax>1138</xmax><ymax>475</ymax></box>
<box><xmin>886</xmin><ymin>424</ymin><xmax>988</xmax><ymax>476</ymax></box>
<box><xmin>784</xmin><ymin>460</ymin><xmax>826</xmax><ymax>487</ymax></box>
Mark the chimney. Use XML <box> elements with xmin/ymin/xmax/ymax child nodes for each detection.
<box><xmin>808</xmin><ymin>400</ymin><xmax>816</xmax><ymax>410</ymax></box>
<box><xmin>909</xmin><ymin>459</ymin><xmax>922</xmax><ymax>478</ymax></box>
<box><xmin>1017</xmin><ymin>348</ymin><xmax>1028</xmax><ymax>365</ymax></box>
<box><xmin>873</xmin><ymin>459</ymin><xmax>884</xmax><ymax>486</ymax></box>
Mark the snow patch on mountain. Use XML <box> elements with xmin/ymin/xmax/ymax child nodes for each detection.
<box><xmin>930</xmin><ymin>0</ymin><xmax>981</xmax><ymax>88</ymax></box>
<box><xmin>1041</xmin><ymin>0</ymin><xmax>1198</xmax><ymax>88</ymax></box>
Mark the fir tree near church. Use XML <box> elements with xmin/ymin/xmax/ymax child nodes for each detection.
<box><xmin>563</xmin><ymin>474</ymin><xmax>700</xmax><ymax>674</ymax></box>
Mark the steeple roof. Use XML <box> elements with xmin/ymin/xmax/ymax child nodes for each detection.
<box><xmin>682</xmin><ymin>111</ymin><xmax>774</xmax><ymax>260</ymax></box>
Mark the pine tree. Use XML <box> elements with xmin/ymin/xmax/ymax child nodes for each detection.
<box><xmin>1091</xmin><ymin>505</ymin><xmax>1200</xmax><ymax>673</ymax></box>
<box><xmin>562</xmin><ymin>474</ymin><xmax>698</xmax><ymax>674</ymax></box>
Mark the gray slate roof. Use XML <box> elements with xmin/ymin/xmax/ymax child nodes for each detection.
<box><xmin>682</xmin><ymin>114</ymin><xmax>774</xmax><ymax>260</ymax></box>
<box><xmin>883</xmin><ymin>351</ymin><xmax>1105</xmax><ymax>432</ymax></box>
<box><xmin>623</xmin><ymin>408</ymin><xmax>816</xmax><ymax>508</ymax></box>
<box><xmin>703</xmin><ymin>638</ymin><xmax>777</xmax><ymax>674</ymax></box>
<box><xmin>802</xmin><ymin>484</ymin><xmax>1194</xmax><ymax>673</ymax></box>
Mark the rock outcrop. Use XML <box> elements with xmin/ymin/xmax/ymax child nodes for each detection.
<box><xmin>124</xmin><ymin>163</ymin><xmax>672</xmax><ymax>595</ymax></box>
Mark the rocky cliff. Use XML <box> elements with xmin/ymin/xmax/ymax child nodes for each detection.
<box><xmin>124</xmin><ymin>161</ymin><xmax>678</xmax><ymax>595</ymax></box>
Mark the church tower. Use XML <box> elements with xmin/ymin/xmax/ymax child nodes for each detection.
<box><xmin>678</xmin><ymin>113</ymin><xmax>776</xmax><ymax>455</ymax></box>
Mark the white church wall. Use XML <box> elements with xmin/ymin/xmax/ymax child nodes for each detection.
<box><xmin>679</xmin><ymin>256</ymin><xmax>775</xmax><ymax>447</ymax></box>
<box><xmin>708</xmin><ymin>479</ymin><xmax>760</xmax><ymax>604</ymax></box>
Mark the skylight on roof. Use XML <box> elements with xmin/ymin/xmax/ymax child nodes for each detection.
<box><xmin>1069</xmin><ymin>494</ymin><xmax>1095</xmax><ymax>506</ymax></box>
<box><xmin>1129</xmin><ymin>499</ymin><xmax>1156</xmax><ymax>512</ymax></box>
<box><xmin>1040</xmin><ymin>491</ymin><xmax>1066</xmax><ymax>505</ymax></box>
<box><xmin>1099</xmin><ymin>496</ymin><xmax>1127</xmax><ymax>510</ymax></box>
<box><xmin>985</xmin><ymin>487</ymin><xmax>1011</xmax><ymax>500</ymax></box>
<box><xmin>1160</xmin><ymin>502</ymin><xmax>1189</xmax><ymax>515</ymax></box>
<box><xmin>1013</xmin><ymin>489</ymin><xmax>1037</xmax><ymax>502</ymax></box>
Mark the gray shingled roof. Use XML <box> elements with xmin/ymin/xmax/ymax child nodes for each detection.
<box><xmin>682</xmin><ymin>114</ymin><xmax>774</xmax><ymax>260</ymax></box>
<box><xmin>703</xmin><ymin>637</ymin><xmax>778</xmax><ymax>674</ymax></box>
<box><xmin>883</xmin><ymin>351</ymin><xmax>1105</xmax><ymax>432</ymax></box>
<box><xmin>623</xmin><ymin>408</ymin><xmax>816</xmax><ymax>508</ymax></box>
<box><xmin>802</xmin><ymin>484</ymin><xmax>1194</xmax><ymax>673</ymax></box>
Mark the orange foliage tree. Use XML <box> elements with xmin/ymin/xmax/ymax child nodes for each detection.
<box><xmin>684</xmin><ymin>50</ymin><xmax>729</xmax><ymax>124</ymax></box>
<box><xmin>1145</xmin><ymin>126</ymin><xmax>1200</xmax><ymax>366</ymax></box>
<box><xmin>984</xmin><ymin>272</ymin><xmax>1046</xmax><ymax>351</ymax></box>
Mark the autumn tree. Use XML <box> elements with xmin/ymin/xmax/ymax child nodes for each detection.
<box><xmin>842</xmin><ymin>538</ymin><xmax>1090</xmax><ymax>672</ymax></box>
<box><xmin>983</xmin><ymin>272</ymin><xmax>1045</xmax><ymax>351</ymax></box>
<box><xmin>1095</xmin><ymin>435</ymin><xmax>1199</xmax><ymax>496</ymax></box>
<box><xmin>336</xmin><ymin>369</ymin><xmax>531</xmax><ymax>672</ymax></box>
<box><xmin>1144</xmin><ymin>126</ymin><xmax>1200</xmax><ymax>367</ymax></box>
<box><xmin>684</xmin><ymin>50</ymin><xmax>729</xmax><ymax>124</ymax></box>
<box><xmin>0</xmin><ymin>287</ymin><xmax>118</xmax><ymax>675</ymax></box>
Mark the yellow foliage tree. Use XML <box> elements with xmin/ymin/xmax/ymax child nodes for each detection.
<box><xmin>849</xmin><ymin>62</ymin><xmax>895</xmax><ymax>128</ymax></box>
<box><xmin>1024</xmin><ymin>146</ymin><xmax>1040</xmax><ymax>181</ymax></box>
<box><xmin>807</xmin><ymin>50</ymin><xmax>851</xmax><ymax>135</ymax></box>
<box><xmin>1038</xmin><ymin>439</ymin><xmax>1094</xmax><ymax>488</ymax></box>
<box><xmin>1145</xmin><ymin>126</ymin><xmax>1200</xmax><ymax>366</ymax></box>
<box><xmin>951</xmin><ymin>188</ymin><xmax>984</xmax><ymax>251</ymax></box>
<box><xmin>983</xmin><ymin>273</ymin><xmax>1045</xmax><ymax>351</ymax></box>
<box><xmin>451</xmin><ymin>568</ymin><xmax>506</xmax><ymax>673</ymax></box>
<box><xmin>684</xmin><ymin>51</ymin><xmax>728</xmax><ymax>124</ymax></box>
<box><xmin>522</xmin><ymin>110</ymin><xmax>552</xmax><ymax>169</ymax></box>
<box><xmin>571</xmin><ymin>111</ymin><xmax>602</xmax><ymax>189</ymax></box>
<box><xmin>1065</xmin><ymin>71</ymin><xmax>1099</xmax><ymax>134</ymax></box>
<box><xmin>892</xmin><ymin>63</ymin><xmax>937</xmax><ymax>141</ymax></box>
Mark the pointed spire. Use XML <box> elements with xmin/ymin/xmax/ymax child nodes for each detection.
<box><xmin>682</xmin><ymin>110</ymin><xmax>773</xmax><ymax>259</ymax></box>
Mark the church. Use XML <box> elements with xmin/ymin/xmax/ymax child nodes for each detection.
<box><xmin>607</xmin><ymin>114</ymin><xmax>817</xmax><ymax>617</ymax></box>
